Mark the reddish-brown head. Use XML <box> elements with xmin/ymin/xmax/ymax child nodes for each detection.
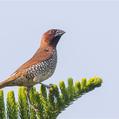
<box><xmin>40</xmin><ymin>29</ymin><xmax>65</xmax><ymax>48</ymax></box>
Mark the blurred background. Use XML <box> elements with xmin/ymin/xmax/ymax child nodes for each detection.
<box><xmin>0</xmin><ymin>0</ymin><xmax>119</xmax><ymax>119</ymax></box>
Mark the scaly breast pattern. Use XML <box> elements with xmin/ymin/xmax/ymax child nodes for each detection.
<box><xmin>26</xmin><ymin>49</ymin><xmax>57</xmax><ymax>84</ymax></box>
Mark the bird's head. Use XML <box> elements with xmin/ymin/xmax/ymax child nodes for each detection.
<box><xmin>40</xmin><ymin>29</ymin><xmax>65</xmax><ymax>48</ymax></box>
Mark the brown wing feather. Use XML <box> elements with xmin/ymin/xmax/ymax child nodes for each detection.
<box><xmin>15</xmin><ymin>47</ymin><xmax>54</xmax><ymax>73</ymax></box>
<box><xmin>0</xmin><ymin>47</ymin><xmax>54</xmax><ymax>89</ymax></box>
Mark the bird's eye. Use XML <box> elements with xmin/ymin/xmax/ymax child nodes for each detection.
<box><xmin>56</xmin><ymin>30</ymin><xmax>59</xmax><ymax>34</ymax></box>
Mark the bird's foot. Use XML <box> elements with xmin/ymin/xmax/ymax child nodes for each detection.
<box><xmin>40</xmin><ymin>83</ymin><xmax>54</xmax><ymax>89</ymax></box>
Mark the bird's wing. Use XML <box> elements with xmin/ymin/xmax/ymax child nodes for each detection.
<box><xmin>15</xmin><ymin>47</ymin><xmax>54</xmax><ymax>73</ymax></box>
<box><xmin>0</xmin><ymin>48</ymin><xmax>54</xmax><ymax>89</ymax></box>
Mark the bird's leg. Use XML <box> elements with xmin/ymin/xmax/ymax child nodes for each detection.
<box><xmin>26</xmin><ymin>87</ymin><xmax>38</xmax><ymax>112</ymax></box>
<box><xmin>40</xmin><ymin>83</ymin><xmax>53</xmax><ymax>89</ymax></box>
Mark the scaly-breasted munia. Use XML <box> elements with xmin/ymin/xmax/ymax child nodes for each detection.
<box><xmin>0</xmin><ymin>29</ymin><xmax>65</xmax><ymax>110</ymax></box>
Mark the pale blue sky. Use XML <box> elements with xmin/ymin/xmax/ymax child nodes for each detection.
<box><xmin>0</xmin><ymin>1</ymin><xmax>119</xmax><ymax>119</ymax></box>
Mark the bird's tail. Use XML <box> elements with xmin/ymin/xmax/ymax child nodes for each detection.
<box><xmin>0</xmin><ymin>80</ymin><xmax>8</xmax><ymax>89</ymax></box>
<box><xmin>0</xmin><ymin>75</ymin><xmax>17</xmax><ymax>89</ymax></box>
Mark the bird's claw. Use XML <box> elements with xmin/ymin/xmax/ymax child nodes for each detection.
<box><xmin>47</xmin><ymin>84</ymin><xmax>54</xmax><ymax>89</ymax></box>
<box><xmin>40</xmin><ymin>83</ymin><xmax>54</xmax><ymax>89</ymax></box>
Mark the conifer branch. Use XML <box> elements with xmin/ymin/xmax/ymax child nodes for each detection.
<box><xmin>0</xmin><ymin>76</ymin><xmax>102</xmax><ymax>119</ymax></box>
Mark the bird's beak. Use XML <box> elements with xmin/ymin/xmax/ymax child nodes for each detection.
<box><xmin>55</xmin><ymin>30</ymin><xmax>65</xmax><ymax>37</ymax></box>
<box><xmin>59</xmin><ymin>30</ymin><xmax>65</xmax><ymax>35</ymax></box>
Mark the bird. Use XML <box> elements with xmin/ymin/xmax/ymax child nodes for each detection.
<box><xmin>0</xmin><ymin>29</ymin><xmax>65</xmax><ymax>111</ymax></box>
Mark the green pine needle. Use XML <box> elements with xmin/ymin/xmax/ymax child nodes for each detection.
<box><xmin>0</xmin><ymin>76</ymin><xmax>102</xmax><ymax>119</ymax></box>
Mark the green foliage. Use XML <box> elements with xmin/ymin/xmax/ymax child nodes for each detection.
<box><xmin>7</xmin><ymin>91</ymin><xmax>18</xmax><ymax>119</ymax></box>
<box><xmin>0</xmin><ymin>90</ymin><xmax>5</xmax><ymax>119</ymax></box>
<box><xmin>0</xmin><ymin>76</ymin><xmax>102</xmax><ymax>119</ymax></box>
<box><xmin>18</xmin><ymin>87</ymin><xmax>29</xmax><ymax>119</ymax></box>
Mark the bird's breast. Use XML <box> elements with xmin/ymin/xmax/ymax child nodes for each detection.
<box><xmin>26</xmin><ymin>49</ymin><xmax>57</xmax><ymax>83</ymax></box>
